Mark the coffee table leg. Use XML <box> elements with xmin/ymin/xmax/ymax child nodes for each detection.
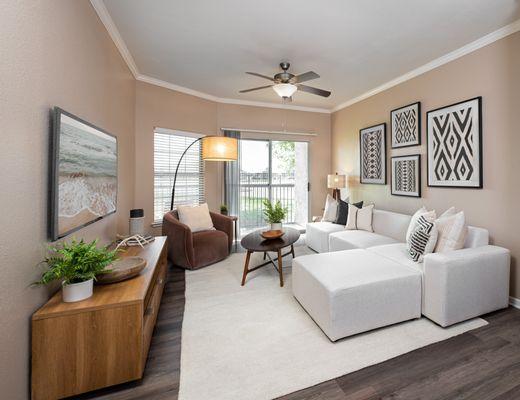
<box><xmin>263</xmin><ymin>252</ymin><xmax>267</xmax><ymax>260</ymax></box>
<box><xmin>277</xmin><ymin>249</ymin><xmax>283</xmax><ymax>287</ymax></box>
<box><xmin>291</xmin><ymin>244</ymin><xmax>295</xmax><ymax>258</ymax></box>
<box><xmin>241</xmin><ymin>250</ymin><xmax>252</xmax><ymax>286</ymax></box>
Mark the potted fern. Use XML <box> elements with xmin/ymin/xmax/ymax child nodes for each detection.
<box><xmin>262</xmin><ymin>199</ymin><xmax>288</xmax><ymax>231</ymax></box>
<box><xmin>35</xmin><ymin>239</ymin><xmax>118</xmax><ymax>302</ymax></box>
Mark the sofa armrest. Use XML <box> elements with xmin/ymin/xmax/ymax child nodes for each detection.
<box><xmin>423</xmin><ymin>245</ymin><xmax>510</xmax><ymax>327</ymax></box>
<box><xmin>210</xmin><ymin>212</ymin><xmax>233</xmax><ymax>250</ymax></box>
<box><xmin>162</xmin><ymin>212</ymin><xmax>195</xmax><ymax>268</ymax></box>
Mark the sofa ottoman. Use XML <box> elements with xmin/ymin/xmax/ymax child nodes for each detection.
<box><xmin>292</xmin><ymin>249</ymin><xmax>422</xmax><ymax>341</ymax></box>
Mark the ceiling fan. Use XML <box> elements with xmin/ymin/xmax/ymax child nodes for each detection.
<box><xmin>239</xmin><ymin>62</ymin><xmax>331</xmax><ymax>100</ymax></box>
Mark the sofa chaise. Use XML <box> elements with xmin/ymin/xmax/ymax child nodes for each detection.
<box><xmin>293</xmin><ymin>209</ymin><xmax>510</xmax><ymax>341</ymax></box>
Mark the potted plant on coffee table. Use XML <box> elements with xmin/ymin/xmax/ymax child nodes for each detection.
<box><xmin>35</xmin><ymin>239</ymin><xmax>118</xmax><ymax>302</ymax></box>
<box><xmin>262</xmin><ymin>199</ymin><xmax>288</xmax><ymax>231</ymax></box>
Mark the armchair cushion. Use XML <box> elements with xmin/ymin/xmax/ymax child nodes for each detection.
<box><xmin>192</xmin><ymin>230</ymin><xmax>230</xmax><ymax>268</ymax></box>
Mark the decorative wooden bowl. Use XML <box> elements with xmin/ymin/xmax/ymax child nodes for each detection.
<box><xmin>96</xmin><ymin>256</ymin><xmax>147</xmax><ymax>284</ymax></box>
<box><xmin>261</xmin><ymin>230</ymin><xmax>285</xmax><ymax>240</ymax></box>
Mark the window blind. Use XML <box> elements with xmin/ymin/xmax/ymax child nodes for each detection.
<box><xmin>154</xmin><ymin>130</ymin><xmax>205</xmax><ymax>223</ymax></box>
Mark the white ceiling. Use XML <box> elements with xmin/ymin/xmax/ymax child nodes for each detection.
<box><xmin>102</xmin><ymin>0</ymin><xmax>520</xmax><ymax>111</ymax></box>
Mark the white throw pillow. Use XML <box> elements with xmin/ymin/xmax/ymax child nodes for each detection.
<box><xmin>345</xmin><ymin>204</ymin><xmax>358</xmax><ymax>230</ymax></box>
<box><xmin>439</xmin><ymin>206</ymin><xmax>456</xmax><ymax>219</ymax></box>
<box><xmin>356</xmin><ymin>204</ymin><xmax>374</xmax><ymax>232</ymax></box>
<box><xmin>406</xmin><ymin>207</ymin><xmax>437</xmax><ymax>243</ymax></box>
<box><xmin>407</xmin><ymin>214</ymin><xmax>438</xmax><ymax>262</ymax></box>
<box><xmin>345</xmin><ymin>204</ymin><xmax>374</xmax><ymax>232</ymax></box>
<box><xmin>434</xmin><ymin>211</ymin><xmax>467</xmax><ymax>253</ymax></box>
<box><xmin>322</xmin><ymin>194</ymin><xmax>339</xmax><ymax>222</ymax></box>
<box><xmin>177</xmin><ymin>203</ymin><xmax>215</xmax><ymax>233</ymax></box>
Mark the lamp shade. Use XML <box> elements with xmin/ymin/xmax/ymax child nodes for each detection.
<box><xmin>272</xmin><ymin>83</ymin><xmax>297</xmax><ymax>98</ymax></box>
<box><xmin>202</xmin><ymin>136</ymin><xmax>238</xmax><ymax>161</ymax></box>
<box><xmin>327</xmin><ymin>173</ymin><xmax>346</xmax><ymax>189</ymax></box>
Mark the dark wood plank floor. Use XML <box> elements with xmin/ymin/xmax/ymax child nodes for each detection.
<box><xmin>77</xmin><ymin>261</ymin><xmax>520</xmax><ymax>400</ymax></box>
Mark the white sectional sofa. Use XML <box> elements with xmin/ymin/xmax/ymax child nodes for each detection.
<box><xmin>295</xmin><ymin>209</ymin><xmax>510</xmax><ymax>341</ymax></box>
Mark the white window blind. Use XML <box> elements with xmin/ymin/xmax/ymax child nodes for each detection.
<box><xmin>154</xmin><ymin>129</ymin><xmax>205</xmax><ymax>223</ymax></box>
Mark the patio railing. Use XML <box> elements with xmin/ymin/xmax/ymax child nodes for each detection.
<box><xmin>239</xmin><ymin>172</ymin><xmax>295</xmax><ymax>231</ymax></box>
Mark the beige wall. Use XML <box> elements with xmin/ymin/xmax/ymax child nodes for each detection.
<box><xmin>0</xmin><ymin>1</ymin><xmax>135</xmax><ymax>398</ymax></box>
<box><xmin>135</xmin><ymin>81</ymin><xmax>331</xmax><ymax>234</ymax></box>
<box><xmin>134</xmin><ymin>81</ymin><xmax>219</xmax><ymax>233</ymax></box>
<box><xmin>331</xmin><ymin>31</ymin><xmax>520</xmax><ymax>298</ymax></box>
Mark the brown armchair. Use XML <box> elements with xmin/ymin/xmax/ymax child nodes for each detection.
<box><xmin>162</xmin><ymin>210</ymin><xmax>234</xmax><ymax>270</ymax></box>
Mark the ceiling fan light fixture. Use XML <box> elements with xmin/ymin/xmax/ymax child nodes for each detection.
<box><xmin>272</xmin><ymin>83</ymin><xmax>297</xmax><ymax>98</ymax></box>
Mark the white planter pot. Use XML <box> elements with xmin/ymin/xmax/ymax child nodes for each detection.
<box><xmin>270</xmin><ymin>222</ymin><xmax>283</xmax><ymax>231</ymax></box>
<box><xmin>62</xmin><ymin>278</ymin><xmax>94</xmax><ymax>303</ymax></box>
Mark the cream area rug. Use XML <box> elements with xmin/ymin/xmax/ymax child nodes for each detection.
<box><xmin>178</xmin><ymin>245</ymin><xmax>487</xmax><ymax>400</ymax></box>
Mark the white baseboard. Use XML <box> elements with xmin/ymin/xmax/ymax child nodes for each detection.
<box><xmin>509</xmin><ymin>296</ymin><xmax>520</xmax><ymax>309</ymax></box>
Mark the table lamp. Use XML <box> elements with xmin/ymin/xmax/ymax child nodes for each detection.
<box><xmin>327</xmin><ymin>173</ymin><xmax>346</xmax><ymax>200</ymax></box>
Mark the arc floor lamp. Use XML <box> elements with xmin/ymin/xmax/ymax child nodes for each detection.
<box><xmin>170</xmin><ymin>136</ymin><xmax>238</xmax><ymax>210</ymax></box>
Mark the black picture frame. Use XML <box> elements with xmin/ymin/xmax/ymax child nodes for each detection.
<box><xmin>426</xmin><ymin>97</ymin><xmax>483</xmax><ymax>189</ymax></box>
<box><xmin>390</xmin><ymin>101</ymin><xmax>421</xmax><ymax>148</ymax></box>
<box><xmin>359</xmin><ymin>123</ymin><xmax>386</xmax><ymax>185</ymax></box>
<box><xmin>50</xmin><ymin>107</ymin><xmax>118</xmax><ymax>241</ymax></box>
<box><xmin>391</xmin><ymin>154</ymin><xmax>421</xmax><ymax>197</ymax></box>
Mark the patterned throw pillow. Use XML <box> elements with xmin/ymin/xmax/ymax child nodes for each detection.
<box><xmin>407</xmin><ymin>215</ymin><xmax>438</xmax><ymax>262</ymax></box>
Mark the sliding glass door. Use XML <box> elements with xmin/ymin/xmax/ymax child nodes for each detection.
<box><xmin>239</xmin><ymin>139</ymin><xmax>309</xmax><ymax>236</ymax></box>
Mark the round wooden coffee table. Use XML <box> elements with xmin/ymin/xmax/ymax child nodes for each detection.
<box><xmin>240</xmin><ymin>228</ymin><xmax>300</xmax><ymax>287</ymax></box>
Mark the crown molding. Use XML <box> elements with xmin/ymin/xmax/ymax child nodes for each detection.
<box><xmin>136</xmin><ymin>74</ymin><xmax>218</xmax><ymax>102</ymax></box>
<box><xmin>91</xmin><ymin>0</ymin><xmax>519</xmax><ymax>115</ymax></box>
<box><xmin>216</xmin><ymin>96</ymin><xmax>331</xmax><ymax>114</ymax></box>
<box><xmin>136</xmin><ymin>74</ymin><xmax>331</xmax><ymax>113</ymax></box>
<box><xmin>331</xmin><ymin>18</ymin><xmax>520</xmax><ymax>113</ymax></box>
<box><xmin>90</xmin><ymin>0</ymin><xmax>139</xmax><ymax>78</ymax></box>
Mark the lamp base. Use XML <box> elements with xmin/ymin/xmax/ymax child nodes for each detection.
<box><xmin>332</xmin><ymin>189</ymin><xmax>341</xmax><ymax>200</ymax></box>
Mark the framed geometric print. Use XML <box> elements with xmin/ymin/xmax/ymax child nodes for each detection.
<box><xmin>391</xmin><ymin>101</ymin><xmax>421</xmax><ymax>148</ymax></box>
<box><xmin>391</xmin><ymin>155</ymin><xmax>421</xmax><ymax>197</ymax></box>
<box><xmin>427</xmin><ymin>97</ymin><xmax>482</xmax><ymax>188</ymax></box>
<box><xmin>360</xmin><ymin>123</ymin><xmax>386</xmax><ymax>185</ymax></box>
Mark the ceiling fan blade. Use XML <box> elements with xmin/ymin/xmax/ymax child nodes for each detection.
<box><xmin>239</xmin><ymin>85</ymin><xmax>273</xmax><ymax>93</ymax></box>
<box><xmin>297</xmin><ymin>84</ymin><xmax>331</xmax><ymax>98</ymax></box>
<box><xmin>246</xmin><ymin>72</ymin><xmax>275</xmax><ymax>82</ymax></box>
<box><xmin>293</xmin><ymin>71</ymin><xmax>320</xmax><ymax>83</ymax></box>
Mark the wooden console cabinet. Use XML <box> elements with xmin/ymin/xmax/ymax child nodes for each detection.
<box><xmin>31</xmin><ymin>237</ymin><xmax>168</xmax><ymax>400</ymax></box>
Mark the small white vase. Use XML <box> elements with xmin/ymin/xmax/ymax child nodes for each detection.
<box><xmin>270</xmin><ymin>222</ymin><xmax>282</xmax><ymax>231</ymax></box>
<box><xmin>62</xmin><ymin>278</ymin><xmax>94</xmax><ymax>303</ymax></box>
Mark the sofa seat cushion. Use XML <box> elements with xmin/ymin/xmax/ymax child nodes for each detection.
<box><xmin>192</xmin><ymin>230</ymin><xmax>229</xmax><ymax>269</ymax></box>
<box><xmin>368</xmin><ymin>243</ymin><xmax>423</xmax><ymax>273</ymax></box>
<box><xmin>305</xmin><ymin>222</ymin><xmax>345</xmax><ymax>253</ymax></box>
<box><xmin>292</xmin><ymin>249</ymin><xmax>422</xmax><ymax>341</ymax></box>
<box><xmin>329</xmin><ymin>230</ymin><xmax>399</xmax><ymax>252</ymax></box>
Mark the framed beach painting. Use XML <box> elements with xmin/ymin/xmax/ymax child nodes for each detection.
<box><xmin>50</xmin><ymin>107</ymin><xmax>118</xmax><ymax>240</ymax></box>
